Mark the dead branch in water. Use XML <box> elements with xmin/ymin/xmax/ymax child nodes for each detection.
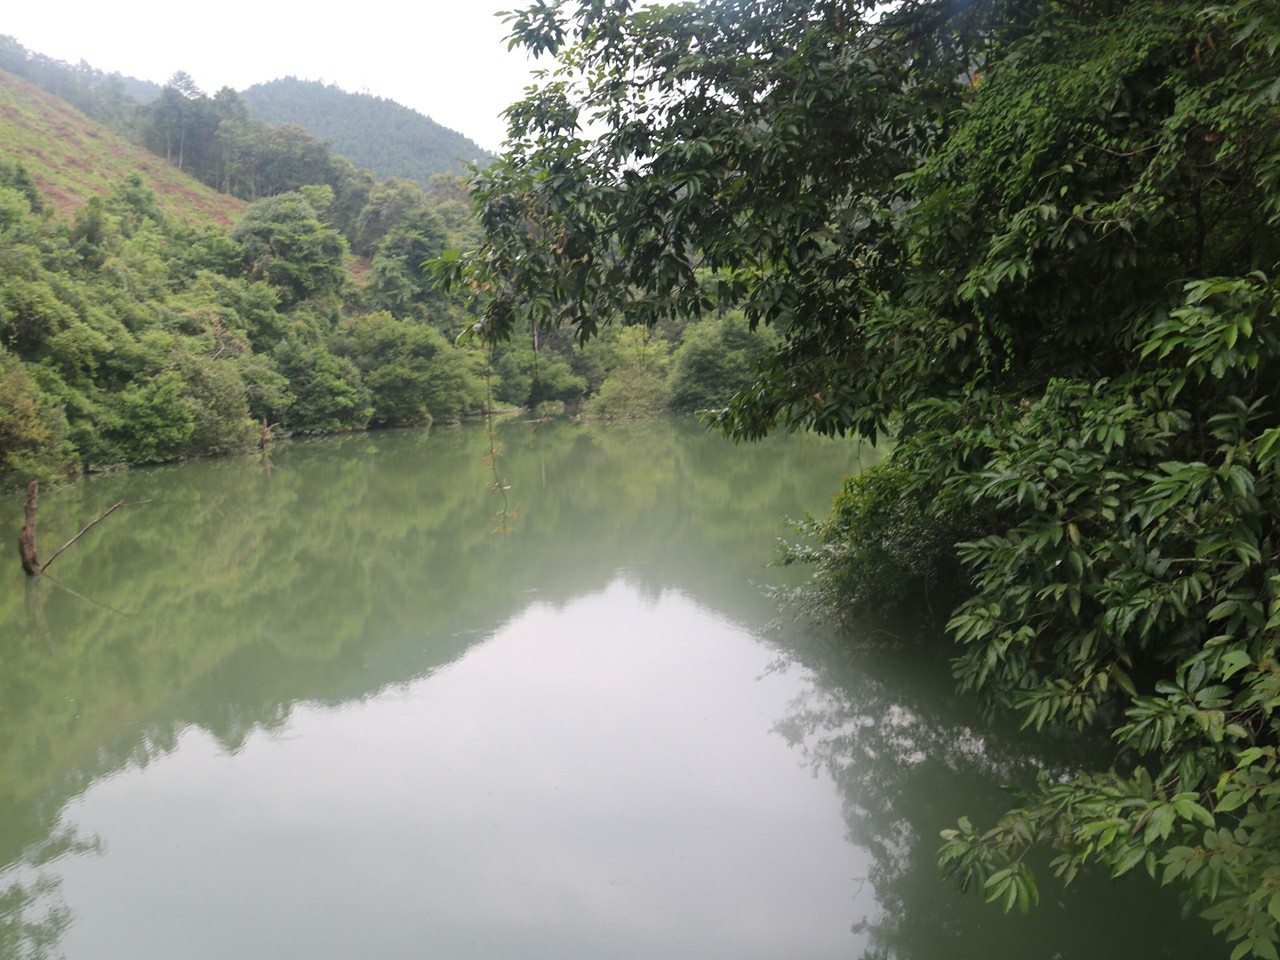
<box><xmin>17</xmin><ymin>482</ymin><xmax>151</xmax><ymax>576</ymax></box>
<box><xmin>40</xmin><ymin>499</ymin><xmax>126</xmax><ymax>573</ymax></box>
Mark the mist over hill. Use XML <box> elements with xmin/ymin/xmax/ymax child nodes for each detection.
<box><xmin>242</xmin><ymin>77</ymin><xmax>493</xmax><ymax>187</ymax></box>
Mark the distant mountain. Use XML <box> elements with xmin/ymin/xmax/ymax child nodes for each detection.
<box><xmin>241</xmin><ymin>78</ymin><xmax>493</xmax><ymax>187</ymax></box>
<box><xmin>0</xmin><ymin>67</ymin><xmax>244</xmax><ymax>224</ymax></box>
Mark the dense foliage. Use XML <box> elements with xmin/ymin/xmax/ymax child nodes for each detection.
<box><xmin>0</xmin><ymin>34</ymin><xmax>779</xmax><ymax>482</ymax></box>
<box><xmin>0</xmin><ymin>170</ymin><xmax>489</xmax><ymax>483</ymax></box>
<box><xmin>450</xmin><ymin>0</ymin><xmax>1280</xmax><ymax>954</ymax></box>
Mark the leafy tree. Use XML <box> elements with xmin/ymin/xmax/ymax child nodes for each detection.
<box><xmin>362</xmin><ymin>208</ymin><xmax>450</xmax><ymax>317</ymax></box>
<box><xmin>271</xmin><ymin>336</ymin><xmax>371</xmax><ymax>433</ymax></box>
<box><xmin>0</xmin><ymin>349</ymin><xmax>69</xmax><ymax>483</ymax></box>
<box><xmin>168</xmin><ymin>348</ymin><xmax>257</xmax><ymax>455</ymax></box>
<box><xmin>427</xmin><ymin>172</ymin><xmax>479</xmax><ymax>237</ymax></box>
<box><xmin>586</xmin><ymin>326</ymin><xmax>670</xmax><ymax>418</ymax></box>
<box><xmin>489</xmin><ymin>338</ymin><xmax>589</xmax><ymax>408</ymax></box>
<box><xmin>234</xmin><ymin>351</ymin><xmax>292</xmax><ymax>424</ymax></box>
<box><xmin>171</xmin><ymin>271</ymin><xmax>286</xmax><ymax>353</ymax></box>
<box><xmin>325</xmin><ymin>157</ymin><xmax>377</xmax><ymax>241</ymax></box>
<box><xmin>105</xmin><ymin>173</ymin><xmax>165</xmax><ymax>233</ymax></box>
<box><xmin>258</xmin><ymin>124</ymin><xmax>343</xmax><ymax>199</ymax></box>
<box><xmin>352</xmin><ymin>177</ymin><xmax>431</xmax><ymax>256</ymax></box>
<box><xmin>452</xmin><ymin>0</ymin><xmax>1280</xmax><ymax>954</ymax></box>
<box><xmin>0</xmin><ymin>276</ymin><xmax>78</xmax><ymax>362</ymax></box>
<box><xmin>138</xmin><ymin>73</ymin><xmax>206</xmax><ymax>170</ymax></box>
<box><xmin>0</xmin><ymin>161</ymin><xmax>44</xmax><ymax>215</ymax></box>
<box><xmin>211</xmin><ymin>115</ymin><xmax>263</xmax><ymax>199</ymax></box>
<box><xmin>107</xmin><ymin>369</ymin><xmax>196</xmax><ymax>463</ymax></box>
<box><xmin>330</xmin><ymin>311</ymin><xmax>483</xmax><ymax>424</ymax></box>
<box><xmin>414</xmin><ymin>340</ymin><xmax>486</xmax><ymax>419</ymax></box>
<box><xmin>667</xmin><ymin>312</ymin><xmax>779</xmax><ymax>413</ymax></box>
<box><xmin>231</xmin><ymin>192</ymin><xmax>348</xmax><ymax>308</ymax></box>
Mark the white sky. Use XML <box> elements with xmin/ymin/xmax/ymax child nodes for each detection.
<box><xmin>3</xmin><ymin>0</ymin><xmax>546</xmax><ymax>152</ymax></box>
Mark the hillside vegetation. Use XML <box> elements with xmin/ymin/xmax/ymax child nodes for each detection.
<box><xmin>0</xmin><ymin>68</ymin><xmax>243</xmax><ymax>224</ymax></box>
<box><xmin>0</xmin><ymin>51</ymin><xmax>775</xmax><ymax>488</ymax></box>
<box><xmin>242</xmin><ymin>77</ymin><xmax>493</xmax><ymax>185</ymax></box>
<box><xmin>0</xmin><ymin>61</ymin><xmax>495</xmax><ymax>483</ymax></box>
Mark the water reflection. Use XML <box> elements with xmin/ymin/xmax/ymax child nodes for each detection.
<box><xmin>51</xmin><ymin>584</ymin><xmax>873</xmax><ymax>960</ymax></box>
<box><xmin>0</xmin><ymin>420</ymin><xmax>869</xmax><ymax>959</ymax></box>
<box><xmin>775</xmin><ymin>633</ymin><xmax>1224</xmax><ymax>959</ymax></box>
<box><xmin>0</xmin><ymin>419</ymin><xmax>1222</xmax><ymax>958</ymax></box>
<box><xmin>0</xmin><ymin>824</ymin><xmax>97</xmax><ymax>960</ymax></box>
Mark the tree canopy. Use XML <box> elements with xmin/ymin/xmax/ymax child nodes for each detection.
<box><xmin>0</xmin><ymin>168</ymin><xmax>489</xmax><ymax>483</ymax></box>
<box><xmin>448</xmin><ymin>0</ymin><xmax>1280</xmax><ymax>954</ymax></box>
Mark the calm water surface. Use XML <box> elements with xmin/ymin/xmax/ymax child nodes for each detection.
<box><xmin>0</xmin><ymin>419</ymin><xmax>1221</xmax><ymax>959</ymax></box>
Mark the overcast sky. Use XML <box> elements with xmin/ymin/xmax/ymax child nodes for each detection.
<box><xmin>4</xmin><ymin>0</ymin><xmax>545</xmax><ymax>152</ymax></box>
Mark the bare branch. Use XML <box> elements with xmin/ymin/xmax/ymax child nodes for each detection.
<box><xmin>40</xmin><ymin>499</ymin><xmax>152</xmax><ymax>573</ymax></box>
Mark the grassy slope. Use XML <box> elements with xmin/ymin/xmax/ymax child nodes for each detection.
<box><xmin>0</xmin><ymin>67</ymin><xmax>245</xmax><ymax>226</ymax></box>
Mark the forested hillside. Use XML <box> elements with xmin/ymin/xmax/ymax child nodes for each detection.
<box><xmin>0</xmin><ymin>69</ymin><xmax>243</xmax><ymax>224</ymax></box>
<box><xmin>0</xmin><ymin>34</ymin><xmax>159</xmax><ymax>126</ymax></box>
<box><xmin>242</xmin><ymin>77</ymin><xmax>493</xmax><ymax>185</ymax></box>
<box><xmin>0</xmin><ymin>36</ymin><xmax>475</xmax><ymax>213</ymax></box>
<box><xmin>0</xmin><ymin>43</ymin><xmax>777</xmax><ymax>489</ymax></box>
<box><xmin>0</xmin><ymin>58</ymin><xmax>497</xmax><ymax>484</ymax></box>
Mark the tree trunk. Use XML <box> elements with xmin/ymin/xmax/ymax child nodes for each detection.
<box><xmin>18</xmin><ymin>481</ymin><xmax>41</xmax><ymax>576</ymax></box>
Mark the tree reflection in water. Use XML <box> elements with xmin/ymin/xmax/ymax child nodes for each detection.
<box><xmin>773</xmin><ymin>628</ymin><xmax>1225</xmax><ymax>960</ymax></box>
<box><xmin>0</xmin><ymin>825</ymin><xmax>100</xmax><ymax>960</ymax></box>
<box><xmin>0</xmin><ymin>420</ymin><xmax>1224</xmax><ymax>958</ymax></box>
<box><xmin>0</xmin><ymin>420</ymin><xmax>864</xmax><ymax>958</ymax></box>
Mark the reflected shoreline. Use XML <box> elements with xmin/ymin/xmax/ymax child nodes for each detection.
<box><xmin>0</xmin><ymin>420</ymin><xmax>1221</xmax><ymax>959</ymax></box>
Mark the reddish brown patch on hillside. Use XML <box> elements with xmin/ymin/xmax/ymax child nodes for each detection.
<box><xmin>43</xmin><ymin>187</ymin><xmax>80</xmax><ymax>217</ymax></box>
<box><xmin>349</xmin><ymin>257</ymin><xmax>374</xmax><ymax>286</ymax></box>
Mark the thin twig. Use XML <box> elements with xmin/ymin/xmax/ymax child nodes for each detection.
<box><xmin>41</xmin><ymin>499</ymin><xmax>152</xmax><ymax>573</ymax></box>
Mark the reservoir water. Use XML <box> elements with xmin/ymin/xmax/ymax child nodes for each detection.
<box><xmin>0</xmin><ymin>419</ymin><xmax>1221</xmax><ymax>959</ymax></box>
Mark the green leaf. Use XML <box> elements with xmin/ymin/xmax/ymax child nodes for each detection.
<box><xmin>1112</xmin><ymin>844</ymin><xmax>1147</xmax><ymax>877</ymax></box>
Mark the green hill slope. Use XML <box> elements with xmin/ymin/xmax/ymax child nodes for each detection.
<box><xmin>241</xmin><ymin>77</ymin><xmax>492</xmax><ymax>187</ymax></box>
<box><xmin>0</xmin><ymin>67</ymin><xmax>244</xmax><ymax>225</ymax></box>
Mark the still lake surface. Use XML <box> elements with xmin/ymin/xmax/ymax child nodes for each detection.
<box><xmin>1</xmin><ymin>418</ymin><xmax>1222</xmax><ymax>959</ymax></box>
